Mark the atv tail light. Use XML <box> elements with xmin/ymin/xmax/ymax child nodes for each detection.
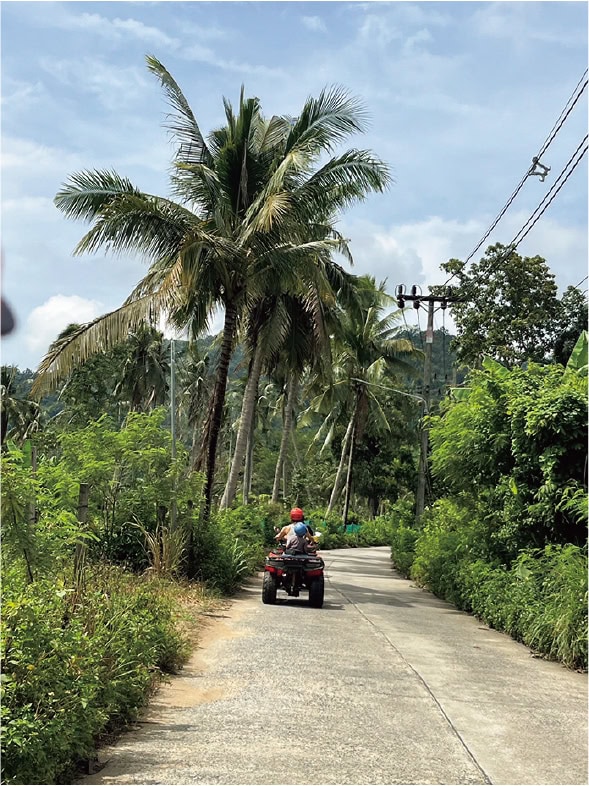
<box><xmin>306</xmin><ymin>569</ymin><xmax>323</xmax><ymax>577</ymax></box>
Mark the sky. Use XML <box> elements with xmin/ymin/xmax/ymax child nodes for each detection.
<box><xmin>1</xmin><ymin>0</ymin><xmax>588</xmax><ymax>371</ymax></box>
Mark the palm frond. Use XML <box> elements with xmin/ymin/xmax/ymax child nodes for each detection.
<box><xmin>54</xmin><ymin>170</ymin><xmax>142</xmax><ymax>222</ymax></box>
<box><xmin>32</xmin><ymin>294</ymin><xmax>173</xmax><ymax>398</ymax></box>
<box><xmin>285</xmin><ymin>86</ymin><xmax>368</xmax><ymax>157</ymax></box>
<box><xmin>146</xmin><ymin>54</ymin><xmax>214</xmax><ymax>167</ymax></box>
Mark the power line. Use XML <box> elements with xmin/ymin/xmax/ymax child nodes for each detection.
<box><xmin>442</xmin><ymin>70</ymin><xmax>588</xmax><ymax>287</ymax></box>
<box><xmin>573</xmin><ymin>275</ymin><xmax>588</xmax><ymax>289</ymax></box>
<box><xmin>455</xmin><ymin>135</ymin><xmax>588</xmax><ymax>299</ymax></box>
<box><xmin>509</xmin><ymin>136</ymin><xmax>587</xmax><ymax>248</ymax></box>
<box><xmin>402</xmin><ymin>306</ymin><xmax>424</xmax><ymax>352</ymax></box>
<box><xmin>536</xmin><ymin>69</ymin><xmax>588</xmax><ymax>159</ymax></box>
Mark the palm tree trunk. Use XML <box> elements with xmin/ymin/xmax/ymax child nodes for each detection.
<box><xmin>326</xmin><ymin>407</ymin><xmax>356</xmax><ymax>515</ymax></box>
<box><xmin>271</xmin><ymin>377</ymin><xmax>298</xmax><ymax>503</ymax></box>
<box><xmin>243</xmin><ymin>416</ymin><xmax>255</xmax><ymax>505</ymax></box>
<box><xmin>199</xmin><ymin>303</ymin><xmax>238</xmax><ymax>521</ymax></box>
<box><xmin>342</xmin><ymin>425</ymin><xmax>356</xmax><ymax>526</ymax></box>
<box><xmin>220</xmin><ymin>340</ymin><xmax>264</xmax><ymax>509</ymax></box>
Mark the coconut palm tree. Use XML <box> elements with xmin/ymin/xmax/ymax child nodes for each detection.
<box><xmin>32</xmin><ymin>57</ymin><xmax>391</xmax><ymax>519</ymax></box>
<box><xmin>220</xmin><ymin>280</ymin><xmax>333</xmax><ymax>508</ymax></box>
<box><xmin>113</xmin><ymin>324</ymin><xmax>169</xmax><ymax>412</ymax></box>
<box><xmin>306</xmin><ymin>277</ymin><xmax>420</xmax><ymax>518</ymax></box>
<box><xmin>1</xmin><ymin>367</ymin><xmax>42</xmax><ymax>445</ymax></box>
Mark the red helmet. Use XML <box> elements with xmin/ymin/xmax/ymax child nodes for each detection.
<box><xmin>290</xmin><ymin>507</ymin><xmax>304</xmax><ymax>522</ymax></box>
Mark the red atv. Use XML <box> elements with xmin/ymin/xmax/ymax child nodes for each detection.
<box><xmin>262</xmin><ymin>547</ymin><xmax>325</xmax><ymax>608</ymax></box>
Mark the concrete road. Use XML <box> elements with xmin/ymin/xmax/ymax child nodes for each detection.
<box><xmin>83</xmin><ymin>547</ymin><xmax>587</xmax><ymax>785</ymax></box>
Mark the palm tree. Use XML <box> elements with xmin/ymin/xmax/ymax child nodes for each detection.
<box><xmin>1</xmin><ymin>367</ymin><xmax>41</xmax><ymax>445</ymax></box>
<box><xmin>32</xmin><ymin>57</ymin><xmax>391</xmax><ymax>519</ymax></box>
<box><xmin>307</xmin><ymin>277</ymin><xmax>420</xmax><ymax>518</ymax></box>
<box><xmin>220</xmin><ymin>281</ymin><xmax>334</xmax><ymax>508</ymax></box>
<box><xmin>113</xmin><ymin>325</ymin><xmax>169</xmax><ymax>412</ymax></box>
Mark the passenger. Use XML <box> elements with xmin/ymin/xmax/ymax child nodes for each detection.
<box><xmin>285</xmin><ymin>522</ymin><xmax>315</xmax><ymax>555</ymax></box>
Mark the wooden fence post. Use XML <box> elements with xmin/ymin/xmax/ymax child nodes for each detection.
<box><xmin>74</xmin><ymin>483</ymin><xmax>89</xmax><ymax>586</ymax></box>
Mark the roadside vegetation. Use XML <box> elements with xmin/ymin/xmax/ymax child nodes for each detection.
<box><xmin>388</xmin><ymin>339</ymin><xmax>588</xmax><ymax>670</ymax></box>
<box><xmin>2</xmin><ymin>55</ymin><xmax>587</xmax><ymax>783</ymax></box>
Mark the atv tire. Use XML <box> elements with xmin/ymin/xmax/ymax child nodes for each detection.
<box><xmin>308</xmin><ymin>576</ymin><xmax>324</xmax><ymax>608</ymax></box>
<box><xmin>262</xmin><ymin>571</ymin><xmax>277</xmax><ymax>604</ymax></box>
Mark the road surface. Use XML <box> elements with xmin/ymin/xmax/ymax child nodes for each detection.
<box><xmin>83</xmin><ymin>547</ymin><xmax>587</xmax><ymax>785</ymax></box>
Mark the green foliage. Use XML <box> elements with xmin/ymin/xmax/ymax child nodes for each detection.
<box><xmin>456</xmin><ymin>546</ymin><xmax>587</xmax><ymax>669</ymax></box>
<box><xmin>50</xmin><ymin>409</ymin><xmax>204</xmax><ymax>569</ymax></box>
<box><xmin>429</xmin><ymin>360</ymin><xmax>587</xmax><ymax>557</ymax></box>
<box><xmin>386</xmin><ymin>497</ymin><xmax>419</xmax><ymax>576</ymax></box>
<box><xmin>552</xmin><ymin>288</ymin><xmax>588</xmax><ymax>366</ymax></box>
<box><xmin>397</xmin><ymin>499</ymin><xmax>588</xmax><ymax>669</ymax></box>
<box><xmin>1</xmin><ymin>565</ymin><xmax>189</xmax><ymax>785</ymax></box>
<box><xmin>441</xmin><ymin>243</ymin><xmax>560</xmax><ymax>367</ymax></box>
<box><xmin>411</xmin><ymin>497</ymin><xmax>492</xmax><ymax>606</ymax></box>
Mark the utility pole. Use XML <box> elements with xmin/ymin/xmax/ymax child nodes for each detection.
<box><xmin>395</xmin><ymin>285</ymin><xmax>459</xmax><ymax>525</ymax></box>
<box><xmin>170</xmin><ymin>338</ymin><xmax>177</xmax><ymax>529</ymax></box>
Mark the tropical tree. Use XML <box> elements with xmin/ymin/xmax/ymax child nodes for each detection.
<box><xmin>32</xmin><ymin>57</ymin><xmax>391</xmax><ymax>518</ymax></box>
<box><xmin>440</xmin><ymin>243</ymin><xmax>560</xmax><ymax>367</ymax></box>
<box><xmin>1</xmin><ymin>367</ymin><xmax>42</xmax><ymax>445</ymax></box>
<box><xmin>221</xmin><ymin>267</ymin><xmax>347</xmax><ymax>508</ymax></box>
<box><xmin>551</xmin><ymin>286</ymin><xmax>588</xmax><ymax>366</ymax></box>
<box><xmin>113</xmin><ymin>324</ymin><xmax>169</xmax><ymax>412</ymax></box>
<box><xmin>306</xmin><ymin>277</ymin><xmax>419</xmax><ymax>519</ymax></box>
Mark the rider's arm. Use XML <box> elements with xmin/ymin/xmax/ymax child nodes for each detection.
<box><xmin>275</xmin><ymin>525</ymin><xmax>290</xmax><ymax>541</ymax></box>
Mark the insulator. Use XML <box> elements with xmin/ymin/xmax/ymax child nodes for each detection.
<box><xmin>395</xmin><ymin>284</ymin><xmax>406</xmax><ymax>296</ymax></box>
<box><xmin>396</xmin><ymin>297</ymin><xmax>405</xmax><ymax>309</ymax></box>
<box><xmin>411</xmin><ymin>285</ymin><xmax>418</xmax><ymax>296</ymax></box>
<box><xmin>413</xmin><ymin>299</ymin><xmax>420</xmax><ymax>309</ymax></box>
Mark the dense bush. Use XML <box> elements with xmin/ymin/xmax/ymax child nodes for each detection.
<box><xmin>386</xmin><ymin>497</ymin><xmax>419</xmax><ymax>576</ymax></box>
<box><xmin>386</xmin><ymin>346</ymin><xmax>588</xmax><ymax>670</ymax></box>
<box><xmin>429</xmin><ymin>357</ymin><xmax>587</xmax><ymax>556</ymax></box>
<box><xmin>1</xmin><ymin>565</ymin><xmax>190</xmax><ymax>785</ymax></box>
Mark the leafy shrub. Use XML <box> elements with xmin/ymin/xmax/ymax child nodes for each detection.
<box><xmin>1</xmin><ymin>565</ymin><xmax>189</xmax><ymax>785</ymax></box>
<box><xmin>411</xmin><ymin>498</ymin><xmax>481</xmax><ymax>607</ymax></box>
<box><xmin>407</xmin><ymin>503</ymin><xmax>588</xmax><ymax>669</ymax></box>
<box><xmin>387</xmin><ymin>497</ymin><xmax>419</xmax><ymax>576</ymax></box>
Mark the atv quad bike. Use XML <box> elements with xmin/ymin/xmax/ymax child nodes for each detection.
<box><xmin>262</xmin><ymin>548</ymin><xmax>325</xmax><ymax>608</ymax></box>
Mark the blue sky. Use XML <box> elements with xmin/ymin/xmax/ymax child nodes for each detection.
<box><xmin>2</xmin><ymin>1</ymin><xmax>587</xmax><ymax>370</ymax></box>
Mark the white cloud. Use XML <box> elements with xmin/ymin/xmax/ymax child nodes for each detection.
<box><xmin>55</xmin><ymin>11</ymin><xmax>180</xmax><ymax>50</ymax></box>
<box><xmin>39</xmin><ymin>57</ymin><xmax>150</xmax><ymax>110</ymax></box>
<box><xmin>181</xmin><ymin>44</ymin><xmax>285</xmax><ymax>78</ymax></box>
<box><xmin>403</xmin><ymin>28</ymin><xmax>433</xmax><ymax>53</ymax></box>
<box><xmin>1</xmin><ymin>78</ymin><xmax>47</xmax><ymax>110</ymax></box>
<box><xmin>358</xmin><ymin>14</ymin><xmax>401</xmax><ymax>48</ymax></box>
<box><xmin>302</xmin><ymin>16</ymin><xmax>327</xmax><ymax>33</ymax></box>
<box><xmin>471</xmin><ymin>3</ymin><xmax>586</xmax><ymax>50</ymax></box>
<box><xmin>23</xmin><ymin>295</ymin><xmax>104</xmax><ymax>354</ymax></box>
<box><xmin>342</xmin><ymin>210</ymin><xmax>587</xmax><ymax>298</ymax></box>
<box><xmin>1</xmin><ymin>137</ymin><xmax>81</xmax><ymax>177</ymax></box>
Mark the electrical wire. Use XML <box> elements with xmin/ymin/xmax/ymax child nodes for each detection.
<box><xmin>402</xmin><ymin>306</ymin><xmax>424</xmax><ymax>352</ymax></box>
<box><xmin>441</xmin><ymin>70</ymin><xmax>588</xmax><ymax>288</ymax></box>
<box><xmin>573</xmin><ymin>275</ymin><xmax>588</xmax><ymax>289</ymax></box>
<box><xmin>536</xmin><ymin>69</ymin><xmax>588</xmax><ymax>159</ymax></box>
<box><xmin>508</xmin><ymin>136</ymin><xmax>587</xmax><ymax>248</ymax></box>
<box><xmin>456</xmin><ymin>135</ymin><xmax>588</xmax><ymax>299</ymax></box>
<box><xmin>415</xmin><ymin>308</ymin><xmax>425</xmax><ymax>352</ymax></box>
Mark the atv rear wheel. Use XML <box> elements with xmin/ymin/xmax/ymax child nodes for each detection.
<box><xmin>308</xmin><ymin>576</ymin><xmax>324</xmax><ymax>608</ymax></box>
<box><xmin>262</xmin><ymin>571</ymin><xmax>277</xmax><ymax>604</ymax></box>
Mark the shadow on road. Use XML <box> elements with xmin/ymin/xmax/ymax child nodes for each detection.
<box><xmin>330</xmin><ymin>580</ymin><xmax>466</xmax><ymax>614</ymax></box>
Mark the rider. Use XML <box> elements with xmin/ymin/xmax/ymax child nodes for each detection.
<box><xmin>275</xmin><ymin>507</ymin><xmax>311</xmax><ymax>543</ymax></box>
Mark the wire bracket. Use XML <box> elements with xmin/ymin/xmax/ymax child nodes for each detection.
<box><xmin>528</xmin><ymin>156</ymin><xmax>551</xmax><ymax>182</ymax></box>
